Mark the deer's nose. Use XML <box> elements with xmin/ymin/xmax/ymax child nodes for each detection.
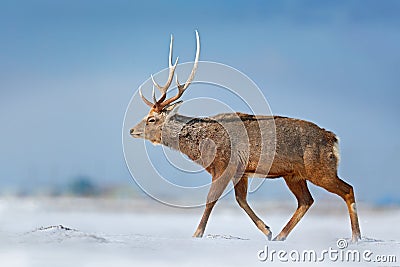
<box><xmin>130</xmin><ymin>128</ymin><xmax>138</xmax><ymax>135</ymax></box>
<box><xmin>130</xmin><ymin>128</ymin><xmax>142</xmax><ymax>138</ymax></box>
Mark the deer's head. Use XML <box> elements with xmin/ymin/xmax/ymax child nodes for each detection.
<box><xmin>130</xmin><ymin>31</ymin><xmax>200</xmax><ymax>144</ymax></box>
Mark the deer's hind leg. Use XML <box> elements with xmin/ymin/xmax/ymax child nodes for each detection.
<box><xmin>234</xmin><ymin>176</ymin><xmax>272</xmax><ymax>240</ymax></box>
<box><xmin>310</xmin><ymin>175</ymin><xmax>361</xmax><ymax>242</ymax></box>
<box><xmin>273</xmin><ymin>176</ymin><xmax>314</xmax><ymax>241</ymax></box>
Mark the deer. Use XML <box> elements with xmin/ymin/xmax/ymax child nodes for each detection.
<box><xmin>129</xmin><ymin>31</ymin><xmax>361</xmax><ymax>242</ymax></box>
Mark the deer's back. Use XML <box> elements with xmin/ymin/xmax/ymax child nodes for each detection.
<box><xmin>207</xmin><ymin>113</ymin><xmax>339</xmax><ymax>179</ymax></box>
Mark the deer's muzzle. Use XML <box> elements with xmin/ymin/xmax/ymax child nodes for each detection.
<box><xmin>130</xmin><ymin>128</ymin><xmax>143</xmax><ymax>138</ymax></box>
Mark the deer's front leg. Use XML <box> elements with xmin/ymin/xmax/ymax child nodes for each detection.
<box><xmin>192</xmin><ymin>202</ymin><xmax>217</xmax><ymax>237</ymax></box>
<box><xmin>193</xmin><ymin>170</ymin><xmax>232</xmax><ymax>238</ymax></box>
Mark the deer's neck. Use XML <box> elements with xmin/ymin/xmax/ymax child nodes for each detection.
<box><xmin>161</xmin><ymin>114</ymin><xmax>203</xmax><ymax>161</ymax></box>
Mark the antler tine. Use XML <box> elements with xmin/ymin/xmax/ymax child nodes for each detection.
<box><xmin>158</xmin><ymin>30</ymin><xmax>200</xmax><ymax>109</ymax></box>
<box><xmin>139</xmin><ymin>87</ymin><xmax>154</xmax><ymax>108</ymax></box>
<box><xmin>168</xmin><ymin>34</ymin><xmax>173</xmax><ymax>68</ymax></box>
<box><xmin>151</xmin><ymin>35</ymin><xmax>173</xmax><ymax>92</ymax></box>
<box><xmin>152</xmin><ymin>86</ymin><xmax>157</xmax><ymax>103</ymax></box>
<box><xmin>151</xmin><ymin>56</ymin><xmax>179</xmax><ymax>104</ymax></box>
<box><xmin>151</xmin><ymin>34</ymin><xmax>179</xmax><ymax>97</ymax></box>
<box><xmin>150</xmin><ymin>74</ymin><xmax>162</xmax><ymax>92</ymax></box>
<box><xmin>180</xmin><ymin>30</ymin><xmax>200</xmax><ymax>91</ymax></box>
<box><xmin>142</xmin><ymin>34</ymin><xmax>179</xmax><ymax>110</ymax></box>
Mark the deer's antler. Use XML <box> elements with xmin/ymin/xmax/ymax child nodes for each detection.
<box><xmin>139</xmin><ymin>30</ymin><xmax>200</xmax><ymax>112</ymax></box>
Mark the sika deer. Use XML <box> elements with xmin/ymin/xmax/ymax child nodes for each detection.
<box><xmin>130</xmin><ymin>31</ymin><xmax>361</xmax><ymax>242</ymax></box>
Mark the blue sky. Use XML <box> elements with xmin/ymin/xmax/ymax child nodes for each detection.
<box><xmin>0</xmin><ymin>0</ymin><xmax>399</xmax><ymax>203</ymax></box>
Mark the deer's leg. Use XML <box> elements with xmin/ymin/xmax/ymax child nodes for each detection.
<box><xmin>234</xmin><ymin>176</ymin><xmax>272</xmax><ymax>240</ymax></box>
<box><xmin>273</xmin><ymin>177</ymin><xmax>314</xmax><ymax>241</ymax></box>
<box><xmin>311</xmin><ymin>176</ymin><xmax>361</xmax><ymax>242</ymax></box>
<box><xmin>193</xmin><ymin>173</ymin><xmax>232</xmax><ymax>238</ymax></box>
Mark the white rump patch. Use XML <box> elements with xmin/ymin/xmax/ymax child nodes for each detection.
<box><xmin>333</xmin><ymin>139</ymin><xmax>340</xmax><ymax>165</ymax></box>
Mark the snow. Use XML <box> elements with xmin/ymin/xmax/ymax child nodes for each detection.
<box><xmin>0</xmin><ymin>197</ymin><xmax>399</xmax><ymax>267</ymax></box>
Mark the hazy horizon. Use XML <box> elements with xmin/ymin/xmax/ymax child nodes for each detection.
<box><xmin>1</xmin><ymin>0</ymin><xmax>399</xmax><ymax>204</ymax></box>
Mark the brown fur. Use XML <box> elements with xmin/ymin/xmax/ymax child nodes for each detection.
<box><xmin>130</xmin><ymin>107</ymin><xmax>361</xmax><ymax>242</ymax></box>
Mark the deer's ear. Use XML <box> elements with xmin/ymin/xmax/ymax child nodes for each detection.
<box><xmin>164</xmin><ymin>101</ymin><xmax>183</xmax><ymax>119</ymax></box>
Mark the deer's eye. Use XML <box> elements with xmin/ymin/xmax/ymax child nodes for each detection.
<box><xmin>147</xmin><ymin>117</ymin><xmax>156</xmax><ymax>123</ymax></box>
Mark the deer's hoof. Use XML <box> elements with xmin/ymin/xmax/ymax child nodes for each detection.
<box><xmin>263</xmin><ymin>226</ymin><xmax>272</xmax><ymax>240</ymax></box>
<box><xmin>351</xmin><ymin>235</ymin><xmax>361</xmax><ymax>243</ymax></box>
<box><xmin>258</xmin><ymin>222</ymin><xmax>272</xmax><ymax>240</ymax></box>
<box><xmin>266</xmin><ymin>231</ymin><xmax>272</xmax><ymax>241</ymax></box>
<box><xmin>272</xmin><ymin>235</ymin><xmax>286</xmax><ymax>241</ymax></box>
<box><xmin>192</xmin><ymin>229</ymin><xmax>204</xmax><ymax>238</ymax></box>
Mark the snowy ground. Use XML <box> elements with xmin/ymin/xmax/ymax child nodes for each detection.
<box><xmin>0</xmin><ymin>197</ymin><xmax>399</xmax><ymax>267</ymax></box>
